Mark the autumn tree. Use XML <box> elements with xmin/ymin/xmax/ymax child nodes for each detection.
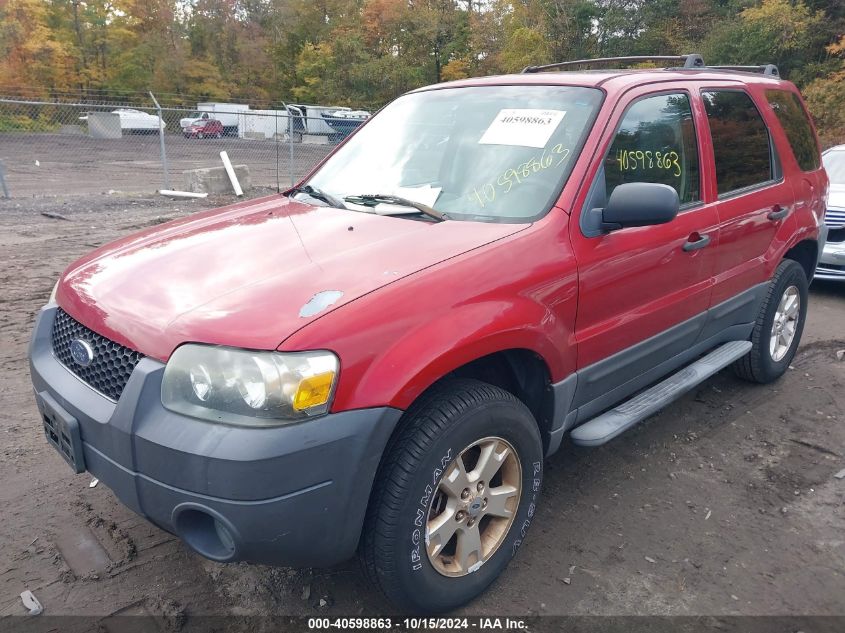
<box><xmin>0</xmin><ymin>0</ymin><xmax>75</xmax><ymax>94</ymax></box>
<box><xmin>0</xmin><ymin>0</ymin><xmax>842</xmax><ymax>146</ymax></box>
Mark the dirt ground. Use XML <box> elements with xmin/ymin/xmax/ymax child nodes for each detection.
<box><xmin>0</xmin><ymin>132</ymin><xmax>332</xmax><ymax>197</ymax></box>
<box><xmin>0</xmin><ymin>192</ymin><xmax>843</xmax><ymax>628</ymax></box>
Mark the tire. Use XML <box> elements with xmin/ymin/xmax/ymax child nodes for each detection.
<box><xmin>215</xmin><ymin>132</ymin><xmax>222</xmax><ymax>139</ymax></box>
<box><xmin>733</xmin><ymin>259</ymin><xmax>808</xmax><ymax>383</ymax></box>
<box><xmin>359</xmin><ymin>379</ymin><xmax>543</xmax><ymax>613</ymax></box>
<box><xmin>197</xmin><ymin>132</ymin><xmax>204</xmax><ymax>139</ymax></box>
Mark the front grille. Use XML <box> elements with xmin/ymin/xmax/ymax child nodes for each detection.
<box><xmin>51</xmin><ymin>308</ymin><xmax>144</xmax><ymax>401</ymax></box>
<box><xmin>825</xmin><ymin>209</ymin><xmax>845</xmax><ymax>229</ymax></box>
<box><xmin>819</xmin><ymin>263</ymin><xmax>845</xmax><ymax>272</ymax></box>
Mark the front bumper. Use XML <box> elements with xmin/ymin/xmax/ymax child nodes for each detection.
<box><xmin>816</xmin><ymin>222</ymin><xmax>845</xmax><ymax>281</ymax></box>
<box><xmin>29</xmin><ymin>305</ymin><xmax>402</xmax><ymax>567</ymax></box>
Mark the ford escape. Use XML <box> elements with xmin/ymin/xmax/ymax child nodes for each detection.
<box><xmin>30</xmin><ymin>54</ymin><xmax>829</xmax><ymax>612</ymax></box>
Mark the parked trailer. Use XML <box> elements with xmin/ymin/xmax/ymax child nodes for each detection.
<box><xmin>237</xmin><ymin>109</ymin><xmax>289</xmax><ymax>140</ymax></box>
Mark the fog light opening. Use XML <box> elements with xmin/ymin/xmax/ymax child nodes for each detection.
<box><xmin>173</xmin><ymin>506</ymin><xmax>238</xmax><ymax>561</ymax></box>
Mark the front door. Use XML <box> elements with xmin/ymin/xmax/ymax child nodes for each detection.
<box><xmin>569</xmin><ymin>85</ymin><xmax>720</xmax><ymax>411</ymax></box>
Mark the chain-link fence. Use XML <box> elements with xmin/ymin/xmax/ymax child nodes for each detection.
<box><xmin>0</xmin><ymin>96</ymin><xmax>371</xmax><ymax>198</ymax></box>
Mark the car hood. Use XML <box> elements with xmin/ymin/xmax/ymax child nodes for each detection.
<box><xmin>57</xmin><ymin>195</ymin><xmax>527</xmax><ymax>361</ymax></box>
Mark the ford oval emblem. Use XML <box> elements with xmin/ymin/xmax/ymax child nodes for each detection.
<box><xmin>69</xmin><ymin>339</ymin><xmax>95</xmax><ymax>367</ymax></box>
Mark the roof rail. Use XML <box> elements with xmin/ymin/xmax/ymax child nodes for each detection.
<box><xmin>706</xmin><ymin>64</ymin><xmax>779</xmax><ymax>77</ymax></box>
<box><xmin>521</xmin><ymin>53</ymin><xmax>705</xmax><ymax>74</ymax></box>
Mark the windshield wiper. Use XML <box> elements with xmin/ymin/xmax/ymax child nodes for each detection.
<box><xmin>344</xmin><ymin>194</ymin><xmax>448</xmax><ymax>222</ymax></box>
<box><xmin>288</xmin><ymin>184</ymin><xmax>347</xmax><ymax>209</ymax></box>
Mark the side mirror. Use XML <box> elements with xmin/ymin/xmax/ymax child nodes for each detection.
<box><xmin>600</xmin><ymin>182</ymin><xmax>680</xmax><ymax>231</ymax></box>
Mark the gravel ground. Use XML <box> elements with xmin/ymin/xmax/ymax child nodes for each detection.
<box><xmin>0</xmin><ymin>132</ymin><xmax>332</xmax><ymax>197</ymax></box>
<box><xmin>0</xmin><ymin>192</ymin><xmax>843</xmax><ymax>629</ymax></box>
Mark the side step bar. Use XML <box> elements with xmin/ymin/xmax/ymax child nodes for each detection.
<box><xmin>570</xmin><ymin>340</ymin><xmax>752</xmax><ymax>447</ymax></box>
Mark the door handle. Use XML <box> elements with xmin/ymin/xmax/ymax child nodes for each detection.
<box><xmin>768</xmin><ymin>204</ymin><xmax>790</xmax><ymax>221</ymax></box>
<box><xmin>682</xmin><ymin>233</ymin><xmax>711</xmax><ymax>252</ymax></box>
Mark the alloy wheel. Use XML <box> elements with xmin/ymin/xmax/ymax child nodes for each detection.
<box><xmin>425</xmin><ymin>436</ymin><xmax>521</xmax><ymax>577</ymax></box>
<box><xmin>770</xmin><ymin>285</ymin><xmax>800</xmax><ymax>362</ymax></box>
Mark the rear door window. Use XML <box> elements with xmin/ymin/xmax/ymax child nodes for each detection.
<box><xmin>604</xmin><ymin>92</ymin><xmax>701</xmax><ymax>206</ymax></box>
<box><xmin>765</xmin><ymin>90</ymin><xmax>820</xmax><ymax>172</ymax></box>
<box><xmin>702</xmin><ymin>90</ymin><xmax>774</xmax><ymax>196</ymax></box>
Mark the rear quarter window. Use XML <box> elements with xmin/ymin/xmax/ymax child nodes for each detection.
<box><xmin>765</xmin><ymin>89</ymin><xmax>820</xmax><ymax>172</ymax></box>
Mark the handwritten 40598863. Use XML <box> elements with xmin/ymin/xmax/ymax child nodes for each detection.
<box><xmin>469</xmin><ymin>144</ymin><xmax>571</xmax><ymax>208</ymax></box>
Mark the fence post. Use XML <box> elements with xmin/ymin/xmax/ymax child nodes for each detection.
<box><xmin>275</xmin><ymin>109</ymin><xmax>280</xmax><ymax>193</ymax></box>
<box><xmin>0</xmin><ymin>161</ymin><xmax>9</xmax><ymax>198</ymax></box>
<box><xmin>149</xmin><ymin>91</ymin><xmax>170</xmax><ymax>191</ymax></box>
<box><xmin>288</xmin><ymin>108</ymin><xmax>295</xmax><ymax>188</ymax></box>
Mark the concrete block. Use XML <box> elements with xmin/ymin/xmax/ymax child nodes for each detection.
<box><xmin>183</xmin><ymin>164</ymin><xmax>251</xmax><ymax>194</ymax></box>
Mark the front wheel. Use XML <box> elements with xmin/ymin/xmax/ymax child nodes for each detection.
<box><xmin>733</xmin><ymin>258</ymin><xmax>808</xmax><ymax>383</ymax></box>
<box><xmin>359</xmin><ymin>379</ymin><xmax>543</xmax><ymax>613</ymax></box>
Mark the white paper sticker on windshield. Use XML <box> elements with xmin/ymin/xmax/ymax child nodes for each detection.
<box><xmin>478</xmin><ymin>109</ymin><xmax>566</xmax><ymax>149</ymax></box>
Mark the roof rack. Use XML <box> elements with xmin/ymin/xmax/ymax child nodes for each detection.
<box><xmin>521</xmin><ymin>54</ymin><xmax>780</xmax><ymax>77</ymax></box>
<box><xmin>521</xmin><ymin>54</ymin><xmax>704</xmax><ymax>74</ymax></box>
<box><xmin>706</xmin><ymin>64</ymin><xmax>779</xmax><ymax>77</ymax></box>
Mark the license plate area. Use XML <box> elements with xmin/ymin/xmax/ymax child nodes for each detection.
<box><xmin>38</xmin><ymin>392</ymin><xmax>85</xmax><ymax>473</ymax></box>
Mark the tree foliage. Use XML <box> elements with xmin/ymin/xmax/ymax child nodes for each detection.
<box><xmin>0</xmin><ymin>0</ymin><xmax>841</xmax><ymax>141</ymax></box>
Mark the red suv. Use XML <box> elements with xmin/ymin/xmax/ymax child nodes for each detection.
<box><xmin>183</xmin><ymin>118</ymin><xmax>224</xmax><ymax>139</ymax></box>
<box><xmin>30</xmin><ymin>54</ymin><xmax>829</xmax><ymax>613</ymax></box>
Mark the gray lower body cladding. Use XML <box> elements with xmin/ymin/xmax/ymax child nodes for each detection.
<box><xmin>545</xmin><ymin>282</ymin><xmax>768</xmax><ymax>454</ymax></box>
<box><xmin>29</xmin><ymin>305</ymin><xmax>403</xmax><ymax>567</ymax></box>
<box><xmin>569</xmin><ymin>340</ymin><xmax>752</xmax><ymax>446</ymax></box>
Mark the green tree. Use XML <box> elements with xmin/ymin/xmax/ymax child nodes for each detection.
<box><xmin>804</xmin><ymin>35</ymin><xmax>845</xmax><ymax>147</ymax></box>
<box><xmin>702</xmin><ymin>0</ymin><xmax>826</xmax><ymax>79</ymax></box>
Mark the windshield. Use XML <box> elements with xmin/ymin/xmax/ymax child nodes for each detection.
<box><xmin>305</xmin><ymin>85</ymin><xmax>603</xmax><ymax>222</ymax></box>
<box><xmin>823</xmin><ymin>150</ymin><xmax>845</xmax><ymax>184</ymax></box>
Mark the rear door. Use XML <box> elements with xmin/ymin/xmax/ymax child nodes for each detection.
<box><xmin>763</xmin><ymin>87</ymin><xmax>828</xmax><ymax>239</ymax></box>
<box><xmin>569</xmin><ymin>83</ymin><xmax>720</xmax><ymax>410</ymax></box>
<box><xmin>699</xmin><ymin>87</ymin><xmax>797</xmax><ymax>304</ymax></box>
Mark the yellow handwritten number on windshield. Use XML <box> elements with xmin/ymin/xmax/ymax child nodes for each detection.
<box><xmin>471</xmin><ymin>144</ymin><xmax>571</xmax><ymax>208</ymax></box>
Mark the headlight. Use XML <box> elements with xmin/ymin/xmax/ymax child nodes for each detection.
<box><xmin>161</xmin><ymin>345</ymin><xmax>339</xmax><ymax>426</ymax></box>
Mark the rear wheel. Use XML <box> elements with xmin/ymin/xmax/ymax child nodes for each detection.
<box><xmin>197</xmin><ymin>132</ymin><xmax>204</xmax><ymax>139</ymax></box>
<box><xmin>215</xmin><ymin>132</ymin><xmax>222</xmax><ymax>139</ymax></box>
<box><xmin>733</xmin><ymin>259</ymin><xmax>808</xmax><ymax>383</ymax></box>
<box><xmin>359</xmin><ymin>379</ymin><xmax>543</xmax><ymax>613</ymax></box>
